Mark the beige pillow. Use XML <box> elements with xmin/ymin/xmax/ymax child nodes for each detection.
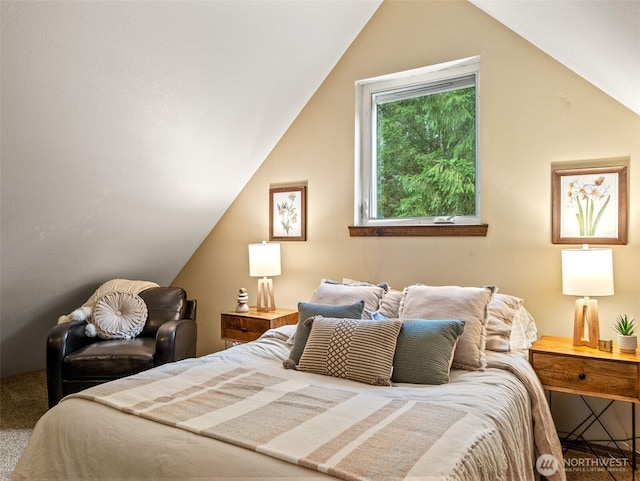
<box><xmin>92</xmin><ymin>291</ymin><xmax>148</xmax><ymax>340</ymax></box>
<box><xmin>398</xmin><ymin>285</ymin><xmax>495</xmax><ymax>370</ymax></box>
<box><xmin>486</xmin><ymin>293</ymin><xmax>523</xmax><ymax>352</ymax></box>
<box><xmin>297</xmin><ymin>316</ymin><xmax>403</xmax><ymax>386</ymax></box>
<box><xmin>310</xmin><ymin>282</ymin><xmax>385</xmax><ymax>319</ymax></box>
<box><xmin>83</xmin><ymin>279</ymin><xmax>159</xmax><ymax>308</ymax></box>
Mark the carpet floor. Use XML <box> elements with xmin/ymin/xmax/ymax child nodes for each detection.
<box><xmin>0</xmin><ymin>369</ymin><xmax>47</xmax><ymax>481</ymax></box>
<box><xmin>0</xmin><ymin>370</ymin><xmax>638</xmax><ymax>481</ymax></box>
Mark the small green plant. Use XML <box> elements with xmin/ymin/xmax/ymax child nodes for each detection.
<box><xmin>613</xmin><ymin>314</ymin><xmax>636</xmax><ymax>336</ymax></box>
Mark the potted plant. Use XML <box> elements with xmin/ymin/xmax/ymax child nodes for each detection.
<box><xmin>613</xmin><ymin>314</ymin><xmax>637</xmax><ymax>353</ymax></box>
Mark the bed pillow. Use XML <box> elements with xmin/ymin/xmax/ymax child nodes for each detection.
<box><xmin>398</xmin><ymin>285</ymin><xmax>494</xmax><ymax>370</ymax></box>
<box><xmin>392</xmin><ymin>319</ymin><xmax>465</xmax><ymax>385</ymax></box>
<box><xmin>485</xmin><ymin>293</ymin><xmax>523</xmax><ymax>352</ymax></box>
<box><xmin>286</xmin><ymin>301</ymin><xmax>365</xmax><ymax>366</ymax></box>
<box><xmin>510</xmin><ymin>306</ymin><xmax>538</xmax><ymax>354</ymax></box>
<box><xmin>310</xmin><ymin>281</ymin><xmax>385</xmax><ymax>319</ymax></box>
<box><xmin>377</xmin><ymin>288</ymin><xmax>403</xmax><ymax>319</ymax></box>
<box><xmin>91</xmin><ymin>291</ymin><xmax>148</xmax><ymax>340</ymax></box>
<box><xmin>341</xmin><ymin>278</ymin><xmax>389</xmax><ymax>291</ymax></box>
<box><xmin>297</xmin><ymin>317</ymin><xmax>403</xmax><ymax>386</ymax></box>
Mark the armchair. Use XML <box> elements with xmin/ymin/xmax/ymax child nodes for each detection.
<box><xmin>47</xmin><ymin>286</ymin><xmax>197</xmax><ymax>408</ymax></box>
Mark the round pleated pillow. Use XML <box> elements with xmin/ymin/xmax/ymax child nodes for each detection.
<box><xmin>91</xmin><ymin>291</ymin><xmax>148</xmax><ymax>340</ymax></box>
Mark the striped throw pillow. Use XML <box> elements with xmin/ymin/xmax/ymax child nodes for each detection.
<box><xmin>297</xmin><ymin>317</ymin><xmax>402</xmax><ymax>386</ymax></box>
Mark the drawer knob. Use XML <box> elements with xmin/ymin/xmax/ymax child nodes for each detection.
<box><xmin>578</xmin><ymin>373</ymin><xmax>586</xmax><ymax>380</ymax></box>
<box><xmin>241</xmin><ymin>328</ymin><xmax>247</xmax><ymax>332</ymax></box>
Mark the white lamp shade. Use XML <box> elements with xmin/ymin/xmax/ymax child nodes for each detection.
<box><xmin>248</xmin><ymin>242</ymin><xmax>281</xmax><ymax>277</ymax></box>
<box><xmin>561</xmin><ymin>248</ymin><xmax>614</xmax><ymax>297</ymax></box>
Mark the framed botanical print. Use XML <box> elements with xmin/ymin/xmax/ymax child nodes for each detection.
<box><xmin>552</xmin><ymin>165</ymin><xmax>627</xmax><ymax>245</ymax></box>
<box><xmin>269</xmin><ymin>185</ymin><xmax>306</xmax><ymax>241</ymax></box>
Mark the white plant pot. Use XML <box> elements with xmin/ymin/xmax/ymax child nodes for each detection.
<box><xmin>617</xmin><ymin>334</ymin><xmax>637</xmax><ymax>354</ymax></box>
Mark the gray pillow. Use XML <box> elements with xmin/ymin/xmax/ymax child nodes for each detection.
<box><xmin>310</xmin><ymin>282</ymin><xmax>384</xmax><ymax>319</ymax></box>
<box><xmin>392</xmin><ymin>319</ymin><xmax>465</xmax><ymax>385</ymax></box>
<box><xmin>286</xmin><ymin>301</ymin><xmax>365</xmax><ymax>366</ymax></box>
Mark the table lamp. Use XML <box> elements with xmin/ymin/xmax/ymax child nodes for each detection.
<box><xmin>248</xmin><ymin>241</ymin><xmax>281</xmax><ymax>312</ymax></box>
<box><xmin>561</xmin><ymin>246</ymin><xmax>614</xmax><ymax>348</ymax></box>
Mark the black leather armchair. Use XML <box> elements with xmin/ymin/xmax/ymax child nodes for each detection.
<box><xmin>47</xmin><ymin>286</ymin><xmax>197</xmax><ymax>408</ymax></box>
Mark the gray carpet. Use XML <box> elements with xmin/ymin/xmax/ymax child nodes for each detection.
<box><xmin>0</xmin><ymin>370</ymin><xmax>48</xmax><ymax>481</ymax></box>
<box><xmin>0</xmin><ymin>369</ymin><xmax>637</xmax><ymax>481</ymax></box>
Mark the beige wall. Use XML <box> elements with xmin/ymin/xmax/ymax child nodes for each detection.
<box><xmin>174</xmin><ymin>0</ymin><xmax>639</xmax><ymax>357</ymax></box>
<box><xmin>174</xmin><ymin>0</ymin><xmax>639</xmax><ymax>440</ymax></box>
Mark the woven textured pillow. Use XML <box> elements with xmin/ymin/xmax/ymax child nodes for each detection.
<box><xmin>286</xmin><ymin>300</ymin><xmax>365</xmax><ymax>366</ymax></box>
<box><xmin>297</xmin><ymin>317</ymin><xmax>403</xmax><ymax>386</ymax></box>
<box><xmin>92</xmin><ymin>291</ymin><xmax>148</xmax><ymax>340</ymax></box>
<box><xmin>392</xmin><ymin>319</ymin><xmax>465</xmax><ymax>385</ymax></box>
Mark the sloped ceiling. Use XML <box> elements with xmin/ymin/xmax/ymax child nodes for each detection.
<box><xmin>0</xmin><ymin>0</ymin><xmax>382</xmax><ymax>376</ymax></box>
<box><xmin>1</xmin><ymin>0</ymin><xmax>638</xmax><ymax>377</ymax></box>
<box><xmin>471</xmin><ymin>0</ymin><xmax>640</xmax><ymax>116</ymax></box>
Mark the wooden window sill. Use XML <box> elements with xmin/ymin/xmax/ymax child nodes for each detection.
<box><xmin>348</xmin><ymin>224</ymin><xmax>488</xmax><ymax>237</ymax></box>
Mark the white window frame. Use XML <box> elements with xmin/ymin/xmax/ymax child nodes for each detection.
<box><xmin>354</xmin><ymin>56</ymin><xmax>481</xmax><ymax>227</ymax></box>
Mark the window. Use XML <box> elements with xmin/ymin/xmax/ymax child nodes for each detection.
<box><xmin>354</xmin><ymin>57</ymin><xmax>483</xmax><ymax>234</ymax></box>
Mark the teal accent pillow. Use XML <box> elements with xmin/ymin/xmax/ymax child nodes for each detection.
<box><xmin>286</xmin><ymin>300</ymin><xmax>365</xmax><ymax>366</ymax></box>
<box><xmin>392</xmin><ymin>319</ymin><xmax>465</xmax><ymax>385</ymax></box>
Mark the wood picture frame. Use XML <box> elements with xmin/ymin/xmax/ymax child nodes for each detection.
<box><xmin>269</xmin><ymin>185</ymin><xmax>306</xmax><ymax>241</ymax></box>
<box><xmin>552</xmin><ymin>165</ymin><xmax>627</xmax><ymax>245</ymax></box>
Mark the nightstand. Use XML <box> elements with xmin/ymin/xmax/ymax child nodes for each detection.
<box><xmin>221</xmin><ymin>307</ymin><xmax>298</xmax><ymax>346</ymax></box>
<box><xmin>530</xmin><ymin>336</ymin><xmax>639</xmax><ymax>480</ymax></box>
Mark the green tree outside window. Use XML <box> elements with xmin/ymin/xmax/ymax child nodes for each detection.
<box><xmin>375</xmin><ymin>87</ymin><xmax>476</xmax><ymax>219</ymax></box>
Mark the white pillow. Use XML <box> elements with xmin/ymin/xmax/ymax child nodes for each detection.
<box><xmin>485</xmin><ymin>293</ymin><xmax>523</xmax><ymax>352</ymax></box>
<box><xmin>510</xmin><ymin>306</ymin><xmax>538</xmax><ymax>354</ymax></box>
<box><xmin>377</xmin><ymin>288</ymin><xmax>403</xmax><ymax>319</ymax></box>
<box><xmin>91</xmin><ymin>291</ymin><xmax>148</xmax><ymax>340</ymax></box>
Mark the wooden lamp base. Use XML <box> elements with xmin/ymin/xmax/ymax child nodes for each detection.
<box><xmin>573</xmin><ymin>297</ymin><xmax>600</xmax><ymax>348</ymax></box>
<box><xmin>256</xmin><ymin>277</ymin><xmax>276</xmax><ymax>312</ymax></box>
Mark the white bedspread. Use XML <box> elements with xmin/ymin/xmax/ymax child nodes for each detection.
<box><xmin>12</xmin><ymin>328</ymin><xmax>565</xmax><ymax>481</ymax></box>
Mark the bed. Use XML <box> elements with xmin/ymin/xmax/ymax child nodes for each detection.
<box><xmin>12</xmin><ymin>282</ymin><xmax>566</xmax><ymax>481</ymax></box>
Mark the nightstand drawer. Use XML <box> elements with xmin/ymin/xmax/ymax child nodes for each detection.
<box><xmin>531</xmin><ymin>351</ymin><xmax>639</xmax><ymax>401</ymax></box>
<box><xmin>220</xmin><ymin>308</ymin><xmax>298</xmax><ymax>345</ymax></box>
<box><xmin>221</xmin><ymin>315</ymin><xmax>268</xmax><ymax>343</ymax></box>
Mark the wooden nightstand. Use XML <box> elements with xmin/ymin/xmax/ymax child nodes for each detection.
<box><xmin>530</xmin><ymin>336</ymin><xmax>639</xmax><ymax>480</ymax></box>
<box><xmin>221</xmin><ymin>307</ymin><xmax>298</xmax><ymax>346</ymax></box>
